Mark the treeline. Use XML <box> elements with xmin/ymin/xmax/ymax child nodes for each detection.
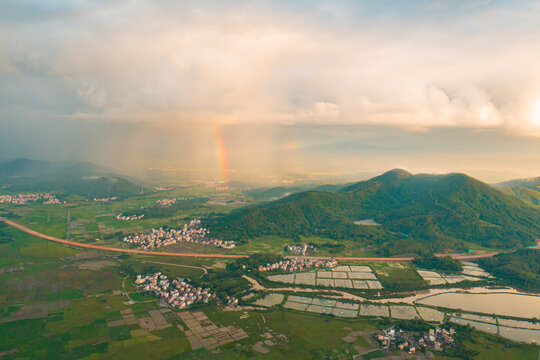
<box><xmin>412</xmin><ymin>255</ymin><xmax>463</xmax><ymax>273</ymax></box>
<box><xmin>315</xmin><ymin>242</ymin><xmax>345</xmax><ymax>254</ymax></box>
<box><xmin>227</xmin><ymin>253</ymin><xmax>283</xmax><ymax>273</ymax></box>
<box><xmin>190</xmin><ymin>270</ymin><xmax>250</xmax><ymax>300</ymax></box>
<box><xmin>478</xmin><ymin>249</ymin><xmax>540</xmax><ymax>292</ymax></box>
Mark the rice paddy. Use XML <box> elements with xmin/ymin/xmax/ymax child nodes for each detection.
<box><xmin>266</xmin><ymin>266</ymin><xmax>384</xmax><ymax>290</ymax></box>
<box><xmin>388</xmin><ymin>305</ymin><xmax>420</xmax><ymax>320</ymax></box>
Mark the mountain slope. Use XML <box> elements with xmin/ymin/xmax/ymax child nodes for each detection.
<box><xmin>207</xmin><ymin>170</ymin><xmax>540</xmax><ymax>253</ymax></box>
<box><xmin>497</xmin><ymin>186</ymin><xmax>540</xmax><ymax>206</ymax></box>
<box><xmin>496</xmin><ymin>176</ymin><xmax>540</xmax><ymax>191</ymax></box>
<box><xmin>494</xmin><ymin>176</ymin><xmax>540</xmax><ymax>206</ymax></box>
<box><xmin>0</xmin><ymin>158</ymin><xmax>147</xmax><ymax>198</ymax></box>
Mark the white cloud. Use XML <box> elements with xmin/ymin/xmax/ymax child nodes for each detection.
<box><xmin>1</xmin><ymin>0</ymin><xmax>540</xmax><ymax>136</ymax></box>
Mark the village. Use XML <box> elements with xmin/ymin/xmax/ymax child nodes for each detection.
<box><xmin>285</xmin><ymin>243</ymin><xmax>316</xmax><ymax>255</ymax></box>
<box><xmin>122</xmin><ymin>219</ymin><xmax>236</xmax><ymax>250</ymax></box>
<box><xmin>156</xmin><ymin>197</ymin><xmax>186</xmax><ymax>206</ymax></box>
<box><xmin>0</xmin><ymin>192</ymin><xmax>60</xmax><ymax>205</ymax></box>
<box><xmin>257</xmin><ymin>257</ymin><xmax>338</xmax><ymax>272</ymax></box>
<box><xmin>93</xmin><ymin>196</ymin><xmax>117</xmax><ymax>202</ymax></box>
<box><xmin>375</xmin><ymin>326</ymin><xmax>456</xmax><ymax>354</ymax></box>
<box><xmin>115</xmin><ymin>213</ymin><xmax>145</xmax><ymax>221</ymax></box>
<box><xmin>135</xmin><ymin>272</ymin><xmax>215</xmax><ymax>309</ymax></box>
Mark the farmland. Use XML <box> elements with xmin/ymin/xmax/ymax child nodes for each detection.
<box><xmin>1</xmin><ymin>186</ymin><xmax>539</xmax><ymax>359</ymax></box>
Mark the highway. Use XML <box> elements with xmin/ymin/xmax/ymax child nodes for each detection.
<box><xmin>1</xmin><ymin>218</ymin><xmax>499</xmax><ymax>261</ymax></box>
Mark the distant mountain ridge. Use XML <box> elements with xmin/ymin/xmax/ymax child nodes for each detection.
<box><xmin>0</xmin><ymin>158</ymin><xmax>110</xmax><ymax>179</ymax></box>
<box><xmin>208</xmin><ymin>169</ymin><xmax>540</xmax><ymax>254</ymax></box>
<box><xmin>245</xmin><ymin>182</ymin><xmax>350</xmax><ymax>201</ymax></box>
<box><xmin>495</xmin><ymin>176</ymin><xmax>540</xmax><ymax>190</ymax></box>
<box><xmin>494</xmin><ymin>176</ymin><xmax>540</xmax><ymax>206</ymax></box>
<box><xmin>0</xmin><ymin>158</ymin><xmax>147</xmax><ymax>198</ymax></box>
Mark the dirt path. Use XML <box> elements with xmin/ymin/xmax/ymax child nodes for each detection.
<box><xmin>140</xmin><ymin>260</ymin><xmax>208</xmax><ymax>278</ymax></box>
<box><xmin>242</xmin><ymin>275</ymin><xmax>366</xmax><ymax>301</ymax></box>
<box><xmin>122</xmin><ymin>276</ymin><xmax>155</xmax><ymax>303</ymax></box>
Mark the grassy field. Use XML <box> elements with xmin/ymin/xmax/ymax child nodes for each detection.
<box><xmin>233</xmin><ymin>234</ymin><xmax>378</xmax><ymax>257</ymax></box>
<box><xmin>370</xmin><ymin>262</ymin><xmax>427</xmax><ymax>292</ymax></box>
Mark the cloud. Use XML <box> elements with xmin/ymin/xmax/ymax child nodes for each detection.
<box><xmin>1</xmin><ymin>0</ymin><xmax>540</xmax><ymax>137</ymax></box>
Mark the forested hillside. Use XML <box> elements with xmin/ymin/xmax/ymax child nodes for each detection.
<box><xmin>0</xmin><ymin>158</ymin><xmax>149</xmax><ymax>198</ymax></box>
<box><xmin>478</xmin><ymin>249</ymin><xmax>540</xmax><ymax>292</ymax></box>
<box><xmin>207</xmin><ymin>170</ymin><xmax>540</xmax><ymax>254</ymax></box>
<box><xmin>494</xmin><ymin>176</ymin><xmax>540</xmax><ymax>206</ymax></box>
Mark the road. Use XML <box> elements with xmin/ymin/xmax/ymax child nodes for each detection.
<box><xmin>1</xmin><ymin>218</ymin><xmax>499</xmax><ymax>261</ymax></box>
<box><xmin>0</xmin><ymin>218</ymin><xmax>246</xmax><ymax>259</ymax></box>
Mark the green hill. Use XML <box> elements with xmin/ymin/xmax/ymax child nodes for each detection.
<box><xmin>0</xmin><ymin>158</ymin><xmax>147</xmax><ymax>198</ymax></box>
<box><xmin>207</xmin><ymin>170</ymin><xmax>540</xmax><ymax>254</ymax></box>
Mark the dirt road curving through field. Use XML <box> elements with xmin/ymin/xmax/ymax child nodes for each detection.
<box><xmin>0</xmin><ymin>218</ymin><xmax>247</xmax><ymax>259</ymax></box>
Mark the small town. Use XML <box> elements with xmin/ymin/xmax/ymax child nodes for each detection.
<box><xmin>375</xmin><ymin>326</ymin><xmax>456</xmax><ymax>354</ymax></box>
<box><xmin>134</xmin><ymin>272</ymin><xmax>215</xmax><ymax>309</ymax></box>
<box><xmin>0</xmin><ymin>192</ymin><xmax>60</xmax><ymax>205</ymax></box>
<box><xmin>257</xmin><ymin>257</ymin><xmax>338</xmax><ymax>272</ymax></box>
<box><xmin>156</xmin><ymin>197</ymin><xmax>186</xmax><ymax>206</ymax></box>
<box><xmin>115</xmin><ymin>213</ymin><xmax>145</xmax><ymax>221</ymax></box>
<box><xmin>286</xmin><ymin>244</ymin><xmax>316</xmax><ymax>255</ymax></box>
<box><xmin>123</xmin><ymin>220</ymin><xmax>236</xmax><ymax>250</ymax></box>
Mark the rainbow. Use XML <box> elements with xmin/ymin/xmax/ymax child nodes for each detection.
<box><xmin>283</xmin><ymin>140</ymin><xmax>300</xmax><ymax>151</ymax></box>
<box><xmin>213</xmin><ymin>125</ymin><xmax>229</xmax><ymax>183</ymax></box>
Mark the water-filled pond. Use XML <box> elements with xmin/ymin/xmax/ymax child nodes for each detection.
<box><xmin>416</xmin><ymin>292</ymin><xmax>540</xmax><ymax>319</ymax></box>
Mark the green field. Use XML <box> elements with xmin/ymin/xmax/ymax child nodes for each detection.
<box><xmin>1</xmin><ymin>186</ymin><xmax>538</xmax><ymax>359</ymax></box>
<box><xmin>0</xmin><ymin>220</ymin><xmax>538</xmax><ymax>359</ymax></box>
<box><xmin>370</xmin><ymin>262</ymin><xmax>427</xmax><ymax>292</ymax></box>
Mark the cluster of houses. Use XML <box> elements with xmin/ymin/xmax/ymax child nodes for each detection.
<box><xmin>375</xmin><ymin>326</ymin><xmax>456</xmax><ymax>353</ymax></box>
<box><xmin>93</xmin><ymin>197</ymin><xmax>117</xmax><ymax>202</ymax></box>
<box><xmin>258</xmin><ymin>257</ymin><xmax>338</xmax><ymax>272</ymax></box>
<box><xmin>122</xmin><ymin>220</ymin><xmax>236</xmax><ymax>250</ymax></box>
<box><xmin>156</xmin><ymin>197</ymin><xmax>186</xmax><ymax>206</ymax></box>
<box><xmin>115</xmin><ymin>213</ymin><xmax>144</xmax><ymax>221</ymax></box>
<box><xmin>154</xmin><ymin>186</ymin><xmax>172</xmax><ymax>191</ymax></box>
<box><xmin>135</xmin><ymin>272</ymin><xmax>215</xmax><ymax>309</ymax></box>
<box><xmin>0</xmin><ymin>192</ymin><xmax>60</xmax><ymax>205</ymax></box>
<box><xmin>43</xmin><ymin>196</ymin><xmax>61</xmax><ymax>204</ymax></box>
<box><xmin>286</xmin><ymin>244</ymin><xmax>316</xmax><ymax>255</ymax></box>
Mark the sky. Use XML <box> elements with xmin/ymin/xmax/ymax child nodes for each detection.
<box><xmin>1</xmin><ymin>0</ymin><xmax>540</xmax><ymax>183</ymax></box>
